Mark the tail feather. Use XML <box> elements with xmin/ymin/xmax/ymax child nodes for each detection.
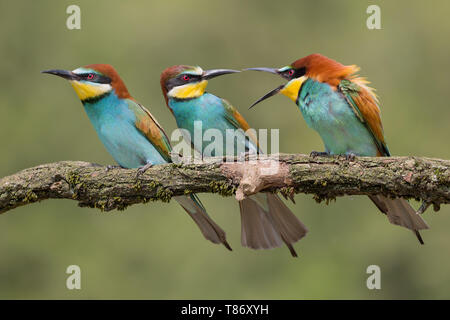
<box><xmin>266</xmin><ymin>193</ymin><xmax>308</xmax><ymax>245</ymax></box>
<box><xmin>240</xmin><ymin>193</ymin><xmax>308</xmax><ymax>257</ymax></box>
<box><xmin>174</xmin><ymin>195</ymin><xmax>232</xmax><ymax>251</ymax></box>
<box><xmin>369</xmin><ymin>195</ymin><xmax>429</xmax><ymax>244</ymax></box>
<box><xmin>240</xmin><ymin>198</ymin><xmax>284</xmax><ymax>249</ymax></box>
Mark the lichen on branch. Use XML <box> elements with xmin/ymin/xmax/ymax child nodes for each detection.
<box><xmin>0</xmin><ymin>154</ymin><xmax>448</xmax><ymax>214</ymax></box>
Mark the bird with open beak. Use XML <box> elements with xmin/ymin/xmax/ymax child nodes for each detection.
<box><xmin>247</xmin><ymin>53</ymin><xmax>429</xmax><ymax>244</ymax></box>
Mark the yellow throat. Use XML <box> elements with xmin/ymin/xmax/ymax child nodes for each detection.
<box><xmin>168</xmin><ymin>80</ymin><xmax>208</xmax><ymax>99</ymax></box>
<box><xmin>280</xmin><ymin>76</ymin><xmax>306</xmax><ymax>102</ymax></box>
<box><xmin>70</xmin><ymin>81</ymin><xmax>112</xmax><ymax>101</ymax></box>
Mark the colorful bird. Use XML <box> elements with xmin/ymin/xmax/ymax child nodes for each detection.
<box><xmin>247</xmin><ymin>53</ymin><xmax>429</xmax><ymax>243</ymax></box>
<box><xmin>160</xmin><ymin>65</ymin><xmax>308</xmax><ymax>257</ymax></box>
<box><xmin>42</xmin><ymin>64</ymin><xmax>231</xmax><ymax>251</ymax></box>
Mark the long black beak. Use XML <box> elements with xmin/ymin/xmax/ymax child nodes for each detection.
<box><xmin>244</xmin><ymin>67</ymin><xmax>279</xmax><ymax>75</ymax></box>
<box><xmin>249</xmin><ymin>85</ymin><xmax>285</xmax><ymax>109</ymax></box>
<box><xmin>41</xmin><ymin>69</ymin><xmax>80</xmax><ymax>80</ymax></box>
<box><xmin>202</xmin><ymin>69</ymin><xmax>240</xmax><ymax>80</ymax></box>
<box><xmin>246</xmin><ymin>67</ymin><xmax>285</xmax><ymax>109</ymax></box>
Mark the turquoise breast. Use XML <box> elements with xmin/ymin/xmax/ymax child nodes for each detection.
<box><xmin>169</xmin><ymin>93</ymin><xmax>257</xmax><ymax>156</ymax></box>
<box><xmin>83</xmin><ymin>93</ymin><xmax>167</xmax><ymax>168</ymax></box>
<box><xmin>296</xmin><ymin>78</ymin><xmax>378</xmax><ymax>156</ymax></box>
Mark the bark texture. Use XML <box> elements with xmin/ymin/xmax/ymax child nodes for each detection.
<box><xmin>0</xmin><ymin>154</ymin><xmax>448</xmax><ymax>214</ymax></box>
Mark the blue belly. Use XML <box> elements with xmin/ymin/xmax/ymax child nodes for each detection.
<box><xmin>83</xmin><ymin>94</ymin><xmax>167</xmax><ymax>168</ymax></box>
<box><xmin>169</xmin><ymin>93</ymin><xmax>257</xmax><ymax>156</ymax></box>
<box><xmin>297</xmin><ymin>79</ymin><xmax>378</xmax><ymax>157</ymax></box>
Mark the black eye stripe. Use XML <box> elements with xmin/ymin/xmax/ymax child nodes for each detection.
<box><xmin>165</xmin><ymin>74</ymin><xmax>202</xmax><ymax>91</ymax></box>
<box><xmin>281</xmin><ymin>67</ymin><xmax>306</xmax><ymax>80</ymax></box>
<box><xmin>178</xmin><ymin>74</ymin><xmax>201</xmax><ymax>82</ymax></box>
<box><xmin>79</xmin><ymin>73</ymin><xmax>111</xmax><ymax>84</ymax></box>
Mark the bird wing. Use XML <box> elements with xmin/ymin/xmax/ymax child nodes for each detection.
<box><xmin>339</xmin><ymin>77</ymin><xmax>428</xmax><ymax>238</ymax></box>
<box><xmin>338</xmin><ymin>78</ymin><xmax>390</xmax><ymax>156</ymax></box>
<box><xmin>126</xmin><ymin>99</ymin><xmax>172</xmax><ymax>162</ymax></box>
<box><xmin>221</xmin><ymin>98</ymin><xmax>260</xmax><ymax>151</ymax></box>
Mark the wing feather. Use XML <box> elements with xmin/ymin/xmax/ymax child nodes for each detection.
<box><xmin>338</xmin><ymin>78</ymin><xmax>390</xmax><ymax>156</ymax></box>
<box><xmin>127</xmin><ymin>99</ymin><xmax>172</xmax><ymax>162</ymax></box>
<box><xmin>221</xmin><ymin>98</ymin><xmax>259</xmax><ymax>150</ymax></box>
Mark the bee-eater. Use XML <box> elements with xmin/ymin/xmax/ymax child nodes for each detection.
<box><xmin>160</xmin><ymin>65</ymin><xmax>308</xmax><ymax>257</ymax></box>
<box><xmin>42</xmin><ymin>64</ymin><xmax>231</xmax><ymax>251</ymax></box>
<box><xmin>247</xmin><ymin>53</ymin><xmax>429</xmax><ymax>243</ymax></box>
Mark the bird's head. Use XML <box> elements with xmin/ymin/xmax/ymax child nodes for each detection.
<box><xmin>160</xmin><ymin>65</ymin><xmax>239</xmax><ymax>104</ymax></box>
<box><xmin>246</xmin><ymin>53</ymin><xmax>358</xmax><ymax>108</ymax></box>
<box><xmin>42</xmin><ymin>64</ymin><xmax>131</xmax><ymax>103</ymax></box>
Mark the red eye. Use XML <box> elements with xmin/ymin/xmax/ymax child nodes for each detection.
<box><xmin>288</xmin><ymin>69</ymin><xmax>294</xmax><ymax>76</ymax></box>
<box><xmin>182</xmin><ymin>75</ymin><xmax>190</xmax><ymax>81</ymax></box>
<box><xmin>87</xmin><ymin>73</ymin><xmax>94</xmax><ymax>80</ymax></box>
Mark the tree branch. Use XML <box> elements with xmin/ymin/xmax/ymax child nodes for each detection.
<box><xmin>0</xmin><ymin>154</ymin><xmax>448</xmax><ymax>214</ymax></box>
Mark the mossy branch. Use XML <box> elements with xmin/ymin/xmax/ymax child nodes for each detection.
<box><xmin>0</xmin><ymin>154</ymin><xmax>449</xmax><ymax>214</ymax></box>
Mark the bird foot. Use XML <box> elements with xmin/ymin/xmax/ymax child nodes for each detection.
<box><xmin>136</xmin><ymin>163</ymin><xmax>153</xmax><ymax>178</ymax></box>
<box><xmin>105</xmin><ymin>165</ymin><xmax>122</xmax><ymax>172</ymax></box>
<box><xmin>310</xmin><ymin>151</ymin><xmax>330</xmax><ymax>158</ymax></box>
<box><xmin>344</xmin><ymin>153</ymin><xmax>356</xmax><ymax>161</ymax></box>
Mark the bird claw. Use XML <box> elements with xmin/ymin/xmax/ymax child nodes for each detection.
<box><xmin>105</xmin><ymin>165</ymin><xmax>122</xmax><ymax>172</ymax></box>
<box><xmin>344</xmin><ymin>153</ymin><xmax>356</xmax><ymax>161</ymax></box>
<box><xmin>310</xmin><ymin>151</ymin><xmax>329</xmax><ymax>158</ymax></box>
<box><xmin>136</xmin><ymin>163</ymin><xmax>153</xmax><ymax>178</ymax></box>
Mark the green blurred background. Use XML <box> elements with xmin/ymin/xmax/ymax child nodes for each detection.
<box><xmin>0</xmin><ymin>0</ymin><xmax>449</xmax><ymax>299</ymax></box>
